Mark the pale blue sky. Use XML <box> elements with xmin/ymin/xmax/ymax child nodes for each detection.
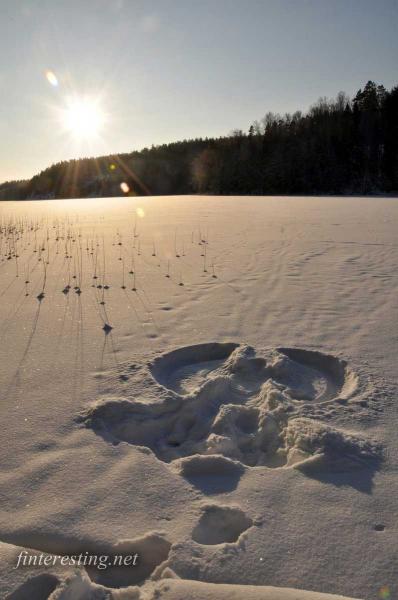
<box><xmin>0</xmin><ymin>0</ymin><xmax>397</xmax><ymax>182</ymax></box>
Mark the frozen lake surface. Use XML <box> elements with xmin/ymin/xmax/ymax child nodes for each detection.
<box><xmin>0</xmin><ymin>195</ymin><xmax>397</xmax><ymax>599</ymax></box>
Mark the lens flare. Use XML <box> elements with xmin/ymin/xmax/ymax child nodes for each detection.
<box><xmin>379</xmin><ymin>587</ymin><xmax>391</xmax><ymax>599</ymax></box>
<box><xmin>45</xmin><ymin>70</ymin><xmax>58</xmax><ymax>87</ymax></box>
<box><xmin>136</xmin><ymin>207</ymin><xmax>145</xmax><ymax>218</ymax></box>
<box><xmin>120</xmin><ymin>182</ymin><xmax>130</xmax><ymax>194</ymax></box>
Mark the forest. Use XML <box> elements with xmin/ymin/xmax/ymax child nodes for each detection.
<box><xmin>1</xmin><ymin>80</ymin><xmax>397</xmax><ymax>200</ymax></box>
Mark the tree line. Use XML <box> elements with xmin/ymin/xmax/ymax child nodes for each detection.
<box><xmin>1</xmin><ymin>80</ymin><xmax>397</xmax><ymax>200</ymax></box>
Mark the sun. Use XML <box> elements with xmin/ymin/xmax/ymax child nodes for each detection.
<box><xmin>61</xmin><ymin>96</ymin><xmax>105</xmax><ymax>139</ymax></box>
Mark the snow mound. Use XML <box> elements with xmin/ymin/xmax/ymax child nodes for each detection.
<box><xmin>145</xmin><ymin>578</ymin><xmax>362</xmax><ymax>600</ymax></box>
<box><xmin>7</xmin><ymin>571</ymin><xmax>362</xmax><ymax>600</ymax></box>
<box><xmin>285</xmin><ymin>417</ymin><xmax>381</xmax><ymax>472</ymax></box>
<box><xmin>80</xmin><ymin>344</ymin><xmax>378</xmax><ymax>474</ymax></box>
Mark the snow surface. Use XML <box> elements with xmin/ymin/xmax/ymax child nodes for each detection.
<box><xmin>0</xmin><ymin>195</ymin><xmax>397</xmax><ymax>599</ymax></box>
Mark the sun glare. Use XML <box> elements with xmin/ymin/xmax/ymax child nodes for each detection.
<box><xmin>61</xmin><ymin>97</ymin><xmax>105</xmax><ymax>139</ymax></box>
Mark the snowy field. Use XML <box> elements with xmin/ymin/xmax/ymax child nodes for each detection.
<box><xmin>0</xmin><ymin>195</ymin><xmax>397</xmax><ymax>600</ymax></box>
